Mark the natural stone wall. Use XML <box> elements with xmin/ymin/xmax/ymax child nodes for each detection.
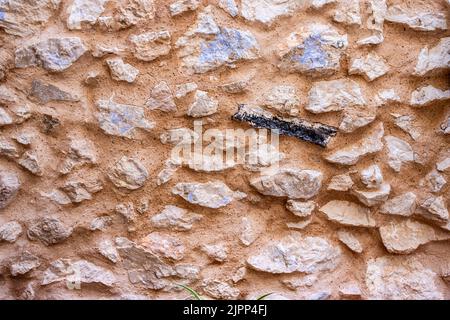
<box><xmin>0</xmin><ymin>0</ymin><xmax>449</xmax><ymax>300</ymax></box>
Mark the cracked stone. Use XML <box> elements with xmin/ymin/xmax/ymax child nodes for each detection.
<box><xmin>129</xmin><ymin>31</ymin><xmax>171</xmax><ymax>62</ymax></box>
<box><xmin>27</xmin><ymin>217</ymin><xmax>72</xmax><ymax>246</ymax></box>
<box><xmin>106</xmin><ymin>58</ymin><xmax>139</xmax><ymax>83</ymax></box>
<box><xmin>278</xmin><ymin>23</ymin><xmax>348</xmax><ymax>77</ymax></box>
<box><xmin>250</xmin><ymin>167</ymin><xmax>322</xmax><ymax>199</ymax></box>
<box><xmin>319</xmin><ymin>200</ymin><xmax>376</xmax><ymax>227</ymax></box>
<box><xmin>349</xmin><ymin>53</ymin><xmax>389</xmax><ymax>81</ymax></box>
<box><xmin>247</xmin><ymin>233</ymin><xmax>340</xmax><ymax>274</ymax></box>
<box><xmin>96</xmin><ymin>98</ymin><xmax>155</xmax><ymax>139</ymax></box>
<box><xmin>108</xmin><ymin>156</ymin><xmax>148</xmax><ymax>190</ymax></box>
<box><xmin>172</xmin><ymin>180</ymin><xmax>246</xmax><ymax>208</ymax></box>
<box><xmin>187</xmin><ymin>90</ymin><xmax>218</xmax><ymax>117</ymax></box>
<box><xmin>417</xmin><ymin>196</ymin><xmax>449</xmax><ymax>223</ymax></box>
<box><xmin>379</xmin><ymin>219</ymin><xmax>450</xmax><ymax>254</ymax></box>
<box><xmin>151</xmin><ymin>205</ymin><xmax>203</xmax><ymax>231</ymax></box>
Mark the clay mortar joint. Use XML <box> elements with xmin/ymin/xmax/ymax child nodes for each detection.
<box><xmin>232</xmin><ymin>104</ymin><xmax>337</xmax><ymax>147</ymax></box>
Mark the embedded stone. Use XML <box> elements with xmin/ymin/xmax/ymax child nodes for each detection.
<box><xmin>360</xmin><ymin>165</ymin><xmax>383</xmax><ymax>189</ymax></box>
<box><xmin>352</xmin><ymin>183</ymin><xmax>391</xmax><ymax>207</ymax></box>
<box><xmin>419</xmin><ymin>170</ymin><xmax>446</xmax><ymax>193</ymax></box>
<box><xmin>414</xmin><ymin>38</ymin><xmax>450</xmax><ymax>76</ymax></box>
<box><xmin>319</xmin><ymin>200</ymin><xmax>376</xmax><ymax>227</ymax></box>
<box><xmin>15</xmin><ymin>37</ymin><xmax>87</xmax><ymax>72</ymax></box>
<box><xmin>67</xmin><ymin>0</ymin><xmax>107</xmax><ymax>30</ymax></box>
<box><xmin>108</xmin><ymin>156</ymin><xmax>148</xmax><ymax>190</ymax></box>
<box><xmin>142</xmin><ymin>232</ymin><xmax>185</xmax><ymax>261</ymax></box>
<box><xmin>366</xmin><ymin>256</ymin><xmax>443</xmax><ymax>299</ymax></box>
<box><xmin>59</xmin><ymin>137</ymin><xmax>97</xmax><ymax>175</ymax></box>
<box><xmin>380</xmin><ymin>192</ymin><xmax>416</xmax><ymax>217</ymax></box>
<box><xmin>278</xmin><ymin>23</ymin><xmax>348</xmax><ymax>77</ymax></box>
<box><xmin>187</xmin><ymin>90</ymin><xmax>218</xmax><ymax>117</ymax></box>
<box><xmin>327</xmin><ymin>173</ymin><xmax>353</xmax><ymax>191</ymax></box>
<box><xmin>247</xmin><ymin>234</ymin><xmax>340</xmax><ymax>274</ymax></box>
<box><xmin>129</xmin><ymin>31</ymin><xmax>171</xmax><ymax>62</ymax></box>
<box><xmin>391</xmin><ymin>114</ymin><xmax>421</xmax><ymax>141</ymax></box>
<box><xmin>42</xmin><ymin>259</ymin><xmax>116</xmax><ymax>287</ymax></box>
<box><xmin>240</xmin><ymin>0</ymin><xmax>306</xmax><ymax>26</ymax></box>
<box><xmin>10</xmin><ymin>251</ymin><xmax>40</xmax><ymax>276</ymax></box>
<box><xmin>96</xmin><ymin>98</ymin><xmax>155</xmax><ymax>139</ymax></box>
<box><xmin>239</xmin><ymin>217</ymin><xmax>258</xmax><ymax>246</ymax></box>
<box><xmin>201</xmin><ymin>243</ymin><xmax>228</xmax><ymax>262</ymax></box>
<box><xmin>286</xmin><ymin>200</ymin><xmax>315</xmax><ymax>218</ymax></box>
<box><xmin>0</xmin><ymin>170</ymin><xmax>21</xmax><ymax>209</ymax></box>
<box><xmin>176</xmin><ymin>6</ymin><xmax>260</xmax><ymax>74</ymax></box>
<box><xmin>333</xmin><ymin>0</ymin><xmax>362</xmax><ymax>26</ymax></box>
<box><xmin>384</xmin><ymin>135</ymin><xmax>414</xmax><ymax>172</ymax></box>
<box><xmin>175</xmin><ymin>82</ymin><xmax>197</xmax><ymax>99</ymax></box>
<box><xmin>250</xmin><ymin>167</ymin><xmax>322</xmax><ymax>200</ymax></box>
<box><xmin>260</xmin><ymin>85</ymin><xmax>300</xmax><ymax>116</ymax></box>
<box><xmin>385</xmin><ymin>5</ymin><xmax>447</xmax><ymax>31</ymax></box>
<box><xmin>106</xmin><ymin>58</ymin><xmax>139</xmax><ymax>83</ymax></box>
<box><xmin>0</xmin><ymin>221</ymin><xmax>22</xmax><ymax>243</ymax></box>
<box><xmin>349</xmin><ymin>53</ymin><xmax>389</xmax><ymax>81</ymax></box>
<box><xmin>29</xmin><ymin>80</ymin><xmax>79</xmax><ymax>104</ymax></box>
<box><xmin>325</xmin><ymin>123</ymin><xmax>384</xmax><ymax>165</ymax></box>
<box><xmin>410</xmin><ymin>85</ymin><xmax>450</xmax><ymax>107</ymax></box>
<box><xmin>172</xmin><ymin>180</ymin><xmax>246</xmax><ymax>208</ymax></box>
<box><xmin>169</xmin><ymin>0</ymin><xmax>199</xmax><ymax>16</ymax></box>
<box><xmin>337</xmin><ymin>230</ymin><xmax>363</xmax><ymax>253</ymax></box>
<box><xmin>218</xmin><ymin>0</ymin><xmax>238</xmax><ymax>17</ymax></box>
<box><xmin>417</xmin><ymin>196</ymin><xmax>449</xmax><ymax>223</ymax></box>
<box><xmin>146</xmin><ymin>81</ymin><xmax>176</xmax><ymax>112</ymax></box>
<box><xmin>19</xmin><ymin>151</ymin><xmax>43</xmax><ymax>176</ymax></box>
<box><xmin>202</xmin><ymin>279</ymin><xmax>239</xmax><ymax>300</ymax></box>
<box><xmin>27</xmin><ymin>217</ymin><xmax>72</xmax><ymax>246</ymax></box>
<box><xmin>151</xmin><ymin>205</ymin><xmax>203</xmax><ymax>231</ymax></box>
<box><xmin>379</xmin><ymin>219</ymin><xmax>450</xmax><ymax>254</ymax></box>
<box><xmin>97</xmin><ymin>239</ymin><xmax>119</xmax><ymax>263</ymax></box>
<box><xmin>306</xmin><ymin>79</ymin><xmax>365</xmax><ymax>113</ymax></box>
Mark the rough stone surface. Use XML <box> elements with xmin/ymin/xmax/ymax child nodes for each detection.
<box><xmin>414</xmin><ymin>37</ymin><xmax>450</xmax><ymax>76</ymax></box>
<box><xmin>319</xmin><ymin>200</ymin><xmax>376</xmax><ymax>227</ymax></box>
<box><xmin>0</xmin><ymin>221</ymin><xmax>22</xmax><ymax>243</ymax></box>
<box><xmin>366</xmin><ymin>256</ymin><xmax>444</xmax><ymax>299</ymax></box>
<box><xmin>410</xmin><ymin>85</ymin><xmax>450</xmax><ymax>107</ymax></box>
<box><xmin>108</xmin><ymin>156</ymin><xmax>148</xmax><ymax>190</ymax></box>
<box><xmin>27</xmin><ymin>217</ymin><xmax>72</xmax><ymax>246</ymax></box>
<box><xmin>250</xmin><ymin>167</ymin><xmax>322</xmax><ymax>200</ymax></box>
<box><xmin>146</xmin><ymin>81</ymin><xmax>176</xmax><ymax>112</ymax></box>
<box><xmin>380</xmin><ymin>192</ymin><xmax>416</xmax><ymax>217</ymax></box>
<box><xmin>172</xmin><ymin>180</ymin><xmax>245</xmax><ymax>208</ymax></box>
<box><xmin>106</xmin><ymin>58</ymin><xmax>139</xmax><ymax>83</ymax></box>
<box><xmin>151</xmin><ymin>205</ymin><xmax>202</xmax><ymax>231</ymax></box>
<box><xmin>385</xmin><ymin>5</ymin><xmax>447</xmax><ymax>32</ymax></box>
<box><xmin>130</xmin><ymin>31</ymin><xmax>171</xmax><ymax>62</ymax></box>
<box><xmin>187</xmin><ymin>90</ymin><xmax>218</xmax><ymax>117</ymax></box>
<box><xmin>349</xmin><ymin>53</ymin><xmax>389</xmax><ymax>81</ymax></box>
<box><xmin>247</xmin><ymin>234</ymin><xmax>340</xmax><ymax>274</ymax></box>
<box><xmin>0</xmin><ymin>170</ymin><xmax>20</xmax><ymax>209</ymax></box>
<box><xmin>306</xmin><ymin>79</ymin><xmax>365</xmax><ymax>114</ymax></box>
<box><xmin>379</xmin><ymin>219</ymin><xmax>450</xmax><ymax>254</ymax></box>
<box><xmin>337</xmin><ymin>230</ymin><xmax>363</xmax><ymax>253</ymax></box>
<box><xmin>384</xmin><ymin>135</ymin><xmax>414</xmax><ymax>172</ymax></box>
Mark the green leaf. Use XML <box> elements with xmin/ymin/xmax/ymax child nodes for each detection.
<box><xmin>256</xmin><ymin>292</ymin><xmax>274</xmax><ymax>300</ymax></box>
<box><xmin>178</xmin><ymin>284</ymin><xmax>203</xmax><ymax>300</ymax></box>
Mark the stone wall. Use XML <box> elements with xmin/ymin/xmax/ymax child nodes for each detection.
<box><xmin>0</xmin><ymin>0</ymin><xmax>449</xmax><ymax>300</ymax></box>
